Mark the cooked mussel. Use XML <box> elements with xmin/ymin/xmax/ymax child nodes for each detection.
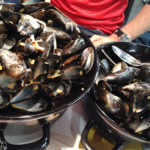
<box><xmin>112</xmin><ymin>62</ymin><xmax>128</xmax><ymax>73</ymax></box>
<box><xmin>46</xmin><ymin>55</ymin><xmax>62</xmax><ymax>76</ymax></box>
<box><xmin>139</xmin><ymin>63</ymin><xmax>150</xmax><ymax>83</ymax></box>
<box><xmin>135</xmin><ymin>117</ymin><xmax>150</xmax><ymax>133</ymax></box>
<box><xmin>0</xmin><ymin>3</ymin><xmax>14</xmax><ymax>12</ymax></box>
<box><xmin>0</xmin><ymin>49</ymin><xmax>27</xmax><ymax>79</ymax></box>
<box><xmin>121</xmin><ymin>82</ymin><xmax>150</xmax><ymax>100</ymax></box>
<box><xmin>37</xmin><ymin>32</ymin><xmax>57</xmax><ymax>58</ymax></box>
<box><xmin>62</xmin><ymin>54</ymin><xmax>80</xmax><ymax>67</ymax></box>
<box><xmin>112</xmin><ymin>46</ymin><xmax>141</xmax><ymax>67</ymax></box>
<box><xmin>104</xmin><ymin>67</ymin><xmax>140</xmax><ymax>87</ymax></box>
<box><xmin>80</xmin><ymin>47</ymin><xmax>94</xmax><ymax>74</ymax></box>
<box><xmin>95</xmin><ymin>59</ymin><xmax>110</xmax><ymax>84</ymax></box>
<box><xmin>10</xmin><ymin>82</ymin><xmax>43</xmax><ymax>104</ymax></box>
<box><xmin>33</xmin><ymin>58</ymin><xmax>49</xmax><ymax>81</ymax></box>
<box><xmin>19</xmin><ymin>2</ymin><xmax>49</xmax><ymax>14</ymax></box>
<box><xmin>94</xmin><ymin>80</ymin><xmax>130</xmax><ymax>120</ymax></box>
<box><xmin>0</xmin><ymin>33</ymin><xmax>7</xmax><ymax>48</ymax></box>
<box><xmin>18</xmin><ymin>36</ymin><xmax>45</xmax><ymax>55</ymax></box>
<box><xmin>0</xmin><ymin>21</ymin><xmax>7</xmax><ymax>33</ymax></box>
<box><xmin>0</xmin><ymin>73</ymin><xmax>20</xmax><ymax>93</ymax></box>
<box><xmin>44</xmin><ymin>26</ymin><xmax>72</xmax><ymax>41</ymax></box>
<box><xmin>45</xmin><ymin>7</ymin><xmax>78</xmax><ymax>32</ymax></box>
<box><xmin>44</xmin><ymin>79</ymin><xmax>72</xmax><ymax>99</ymax></box>
<box><xmin>0</xmin><ymin>88</ymin><xmax>10</xmax><ymax>110</ymax></box>
<box><xmin>62</xmin><ymin>37</ymin><xmax>85</xmax><ymax>55</ymax></box>
<box><xmin>61</xmin><ymin>64</ymin><xmax>85</xmax><ymax>80</ymax></box>
<box><xmin>11</xmin><ymin>96</ymin><xmax>48</xmax><ymax>113</ymax></box>
<box><xmin>17</xmin><ymin>14</ymin><xmax>46</xmax><ymax>36</ymax></box>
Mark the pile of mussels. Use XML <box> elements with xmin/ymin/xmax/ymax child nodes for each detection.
<box><xmin>94</xmin><ymin>46</ymin><xmax>150</xmax><ymax>139</ymax></box>
<box><xmin>0</xmin><ymin>3</ymin><xmax>94</xmax><ymax>113</ymax></box>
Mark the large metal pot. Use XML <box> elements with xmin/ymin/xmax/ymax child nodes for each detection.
<box><xmin>81</xmin><ymin>42</ymin><xmax>150</xmax><ymax>150</ymax></box>
<box><xmin>0</xmin><ymin>2</ymin><xmax>99</xmax><ymax>150</ymax></box>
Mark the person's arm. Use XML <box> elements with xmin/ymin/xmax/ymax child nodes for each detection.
<box><xmin>90</xmin><ymin>3</ymin><xmax>150</xmax><ymax>47</ymax></box>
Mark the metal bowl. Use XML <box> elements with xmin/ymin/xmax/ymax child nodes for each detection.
<box><xmin>81</xmin><ymin>42</ymin><xmax>150</xmax><ymax>150</ymax></box>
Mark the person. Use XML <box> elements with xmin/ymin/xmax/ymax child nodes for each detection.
<box><xmin>51</xmin><ymin>0</ymin><xmax>128</xmax><ymax>36</ymax></box>
<box><xmin>50</xmin><ymin>0</ymin><xmax>150</xmax><ymax>47</ymax></box>
<box><xmin>90</xmin><ymin>2</ymin><xmax>150</xmax><ymax>47</ymax></box>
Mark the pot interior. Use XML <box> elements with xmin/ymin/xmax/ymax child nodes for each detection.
<box><xmin>91</xmin><ymin>42</ymin><xmax>150</xmax><ymax>143</ymax></box>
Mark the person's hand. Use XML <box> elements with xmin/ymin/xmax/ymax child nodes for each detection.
<box><xmin>90</xmin><ymin>34</ymin><xmax>119</xmax><ymax>47</ymax></box>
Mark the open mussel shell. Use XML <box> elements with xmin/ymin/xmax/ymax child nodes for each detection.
<box><xmin>112</xmin><ymin>62</ymin><xmax>128</xmax><ymax>73</ymax></box>
<box><xmin>0</xmin><ymin>88</ymin><xmax>10</xmax><ymax>109</ymax></box>
<box><xmin>93</xmin><ymin>80</ymin><xmax>130</xmax><ymax>120</ymax></box>
<box><xmin>17</xmin><ymin>14</ymin><xmax>45</xmax><ymax>36</ymax></box>
<box><xmin>112</xmin><ymin>46</ymin><xmax>142</xmax><ymax>67</ymax></box>
<box><xmin>61</xmin><ymin>64</ymin><xmax>86</xmax><ymax>80</ymax></box>
<box><xmin>30</xmin><ymin>8</ymin><xmax>47</xmax><ymax>22</ymax></box>
<box><xmin>0</xmin><ymin>10</ymin><xmax>21</xmax><ymax>25</ymax></box>
<box><xmin>33</xmin><ymin>58</ymin><xmax>49</xmax><ymax>80</ymax></box>
<box><xmin>0</xmin><ymin>73</ymin><xmax>20</xmax><ymax>93</ymax></box>
<box><xmin>100</xmin><ymin>58</ymin><xmax>110</xmax><ymax>74</ymax></box>
<box><xmin>38</xmin><ymin>32</ymin><xmax>57</xmax><ymax>59</ymax></box>
<box><xmin>44</xmin><ymin>79</ymin><xmax>72</xmax><ymax>99</ymax></box>
<box><xmin>132</xmin><ymin>96</ymin><xmax>150</xmax><ymax>114</ymax></box>
<box><xmin>11</xmin><ymin>96</ymin><xmax>48</xmax><ymax>113</ymax></box>
<box><xmin>46</xmin><ymin>55</ymin><xmax>62</xmax><ymax>74</ymax></box>
<box><xmin>62</xmin><ymin>54</ymin><xmax>80</xmax><ymax>67</ymax></box>
<box><xmin>3</xmin><ymin>37</ymin><xmax>16</xmax><ymax>50</ymax></box>
<box><xmin>0</xmin><ymin>21</ymin><xmax>7</xmax><ymax>33</ymax></box>
<box><xmin>95</xmin><ymin>59</ymin><xmax>110</xmax><ymax>84</ymax></box>
<box><xmin>0</xmin><ymin>34</ymin><xmax>16</xmax><ymax>50</ymax></box>
<box><xmin>121</xmin><ymin>82</ymin><xmax>150</xmax><ymax>100</ymax></box>
<box><xmin>80</xmin><ymin>47</ymin><xmax>94</xmax><ymax>74</ymax></box>
<box><xmin>45</xmin><ymin>7</ymin><xmax>70</xmax><ymax>27</ymax></box>
<box><xmin>0</xmin><ymin>34</ymin><xmax>7</xmax><ymax>48</ymax></box>
<box><xmin>10</xmin><ymin>82</ymin><xmax>42</xmax><ymax>104</ymax></box>
<box><xmin>62</xmin><ymin>37</ymin><xmax>85</xmax><ymax>55</ymax></box>
<box><xmin>139</xmin><ymin>63</ymin><xmax>150</xmax><ymax>83</ymax></box>
<box><xmin>18</xmin><ymin>37</ymin><xmax>41</xmax><ymax>55</ymax></box>
<box><xmin>44</xmin><ymin>26</ymin><xmax>72</xmax><ymax>41</ymax></box>
<box><xmin>0</xmin><ymin>3</ymin><xmax>14</xmax><ymax>12</ymax></box>
<box><xmin>134</xmin><ymin>117</ymin><xmax>150</xmax><ymax>133</ymax></box>
<box><xmin>21</xmin><ymin>2</ymin><xmax>49</xmax><ymax>14</ymax></box>
<box><xmin>104</xmin><ymin>67</ymin><xmax>140</xmax><ymax>87</ymax></box>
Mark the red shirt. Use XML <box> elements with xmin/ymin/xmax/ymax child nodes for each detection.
<box><xmin>51</xmin><ymin>0</ymin><xmax>128</xmax><ymax>34</ymax></box>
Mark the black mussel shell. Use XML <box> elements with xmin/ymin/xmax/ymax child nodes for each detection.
<box><xmin>80</xmin><ymin>47</ymin><xmax>94</xmax><ymax>74</ymax></box>
<box><xmin>10</xmin><ymin>83</ymin><xmax>42</xmax><ymax>104</ymax></box>
<box><xmin>62</xmin><ymin>37</ymin><xmax>85</xmax><ymax>55</ymax></box>
<box><xmin>0</xmin><ymin>50</ymin><xmax>27</xmax><ymax>79</ymax></box>
<box><xmin>61</xmin><ymin>64</ymin><xmax>85</xmax><ymax>80</ymax></box>
<box><xmin>0</xmin><ymin>73</ymin><xmax>20</xmax><ymax>93</ymax></box>
<box><xmin>33</xmin><ymin>58</ymin><xmax>49</xmax><ymax>80</ymax></box>
<box><xmin>0</xmin><ymin>88</ymin><xmax>10</xmax><ymax>109</ymax></box>
<box><xmin>45</xmin><ymin>79</ymin><xmax>72</xmax><ymax>99</ymax></box>
<box><xmin>11</xmin><ymin>96</ymin><xmax>48</xmax><ymax>113</ymax></box>
<box><xmin>139</xmin><ymin>63</ymin><xmax>150</xmax><ymax>83</ymax></box>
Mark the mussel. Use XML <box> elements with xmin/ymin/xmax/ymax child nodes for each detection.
<box><xmin>0</xmin><ymin>49</ymin><xmax>27</xmax><ymax>79</ymax></box>
<box><xmin>94</xmin><ymin>81</ymin><xmax>130</xmax><ymax>120</ymax></box>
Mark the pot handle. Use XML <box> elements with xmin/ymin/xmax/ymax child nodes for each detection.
<box><xmin>81</xmin><ymin>120</ymin><xmax>125</xmax><ymax>150</ymax></box>
<box><xmin>81</xmin><ymin>120</ymin><xmax>96</xmax><ymax>150</ymax></box>
<box><xmin>142</xmin><ymin>143</ymin><xmax>150</xmax><ymax>150</ymax></box>
<box><xmin>0</xmin><ymin>119</ymin><xmax>50</xmax><ymax>150</ymax></box>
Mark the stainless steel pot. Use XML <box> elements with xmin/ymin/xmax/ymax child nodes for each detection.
<box><xmin>81</xmin><ymin>42</ymin><xmax>150</xmax><ymax>150</ymax></box>
<box><xmin>0</xmin><ymin>2</ymin><xmax>99</xmax><ymax>149</ymax></box>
